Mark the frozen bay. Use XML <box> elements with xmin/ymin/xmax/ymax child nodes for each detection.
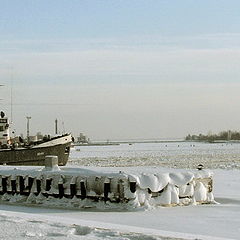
<box><xmin>0</xmin><ymin>142</ymin><xmax>239</xmax><ymax>240</ymax></box>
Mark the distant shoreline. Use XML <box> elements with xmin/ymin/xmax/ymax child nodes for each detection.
<box><xmin>73</xmin><ymin>140</ymin><xmax>184</xmax><ymax>146</ymax></box>
<box><xmin>73</xmin><ymin>140</ymin><xmax>186</xmax><ymax>146</ymax></box>
<box><xmin>73</xmin><ymin>139</ymin><xmax>240</xmax><ymax>146</ymax></box>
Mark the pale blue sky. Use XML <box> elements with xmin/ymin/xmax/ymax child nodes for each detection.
<box><xmin>0</xmin><ymin>1</ymin><xmax>240</xmax><ymax>140</ymax></box>
<box><xmin>1</xmin><ymin>0</ymin><xmax>240</xmax><ymax>39</ymax></box>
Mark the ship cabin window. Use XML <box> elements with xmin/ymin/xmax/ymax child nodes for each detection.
<box><xmin>0</xmin><ymin>126</ymin><xmax>4</xmax><ymax>131</ymax></box>
<box><xmin>0</xmin><ymin>119</ymin><xmax>7</xmax><ymax>123</ymax></box>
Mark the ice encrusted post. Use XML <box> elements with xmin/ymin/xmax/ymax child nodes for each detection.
<box><xmin>44</xmin><ymin>155</ymin><xmax>60</xmax><ymax>171</ymax></box>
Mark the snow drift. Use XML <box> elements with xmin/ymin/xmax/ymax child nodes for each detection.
<box><xmin>0</xmin><ymin>162</ymin><xmax>214</xmax><ymax>210</ymax></box>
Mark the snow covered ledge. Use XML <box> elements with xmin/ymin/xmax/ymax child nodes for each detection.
<box><xmin>0</xmin><ymin>157</ymin><xmax>215</xmax><ymax>210</ymax></box>
<box><xmin>127</xmin><ymin>170</ymin><xmax>214</xmax><ymax>208</ymax></box>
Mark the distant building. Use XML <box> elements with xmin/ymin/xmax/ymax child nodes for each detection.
<box><xmin>36</xmin><ymin>132</ymin><xmax>43</xmax><ymax>140</ymax></box>
<box><xmin>29</xmin><ymin>135</ymin><xmax>38</xmax><ymax>142</ymax></box>
<box><xmin>19</xmin><ymin>132</ymin><xmax>46</xmax><ymax>143</ymax></box>
<box><xmin>77</xmin><ymin>133</ymin><xmax>89</xmax><ymax>144</ymax></box>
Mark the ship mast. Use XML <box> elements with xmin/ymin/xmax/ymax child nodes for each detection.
<box><xmin>10</xmin><ymin>81</ymin><xmax>13</xmax><ymax>124</ymax></box>
<box><xmin>0</xmin><ymin>84</ymin><xmax>3</xmax><ymax>103</ymax></box>
<box><xmin>10</xmin><ymin>68</ymin><xmax>13</xmax><ymax>125</ymax></box>
<box><xmin>0</xmin><ymin>83</ymin><xmax>14</xmax><ymax>139</ymax></box>
<box><xmin>0</xmin><ymin>79</ymin><xmax>13</xmax><ymax>121</ymax></box>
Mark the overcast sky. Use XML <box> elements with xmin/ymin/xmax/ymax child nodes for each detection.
<box><xmin>0</xmin><ymin>0</ymin><xmax>240</xmax><ymax>140</ymax></box>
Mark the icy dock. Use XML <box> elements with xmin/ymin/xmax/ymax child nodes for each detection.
<box><xmin>0</xmin><ymin>156</ymin><xmax>214</xmax><ymax>209</ymax></box>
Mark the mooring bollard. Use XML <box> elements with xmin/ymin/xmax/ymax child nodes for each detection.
<box><xmin>44</xmin><ymin>155</ymin><xmax>60</xmax><ymax>171</ymax></box>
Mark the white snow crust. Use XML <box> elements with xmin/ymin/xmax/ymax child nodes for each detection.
<box><xmin>69</xmin><ymin>142</ymin><xmax>240</xmax><ymax>169</ymax></box>
<box><xmin>0</xmin><ymin>165</ymin><xmax>213</xmax><ymax>209</ymax></box>
<box><xmin>0</xmin><ymin>142</ymin><xmax>239</xmax><ymax>240</ymax></box>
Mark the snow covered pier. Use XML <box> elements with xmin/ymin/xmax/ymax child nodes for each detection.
<box><xmin>0</xmin><ymin>156</ymin><xmax>214</xmax><ymax>209</ymax></box>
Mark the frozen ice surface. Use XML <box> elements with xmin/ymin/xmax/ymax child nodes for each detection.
<box><xmin>69</xmin><ymin>142</ymin><xmax>240</xmax><ymax>169</ymax></box>
<box><xmin>0</xmin><ymin>213</ymin><xmax>167</xmax><ymax>240</ymax></box>
<box><xmin>0</xmin><ymin>142</ymin><xmax>239</xmax><ymax>240</ymax></box>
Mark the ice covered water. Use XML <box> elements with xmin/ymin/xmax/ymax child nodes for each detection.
<box><xmin>69</xmin><ymin>142</ymin><xmax>240</xmax><ymax>169</ymax></box>
<box><xmin>0</xmin><ymin>143</ymin><xmax>239</xmax><ymax>240</ymax></box>
<box><xmin>0</xmin><ymin>213</ymin><xmax>180</xmax><ymax>240</ymax></box>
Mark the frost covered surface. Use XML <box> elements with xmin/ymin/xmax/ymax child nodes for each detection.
<box><xmin>70</xmin><ymin>142</ymin><xmax>240</xmax><ymax>169</ymax></box>
<box><xmin>0</xmin><ymin>213</ymin><xmax>167</xmax><ymax>240</ymax></box>
<box><xmin>0</xmin><ymin>165</ymin><xmax>214</xmax><ymax>209</ymax></box>
<box><xmin>0</xmin><ymin>143</ymin><xmax>239</xmax><ymax>240</ymax></box>
<box><xmin>0</xmin><ymin>168</ymin><xmax>239</xmax><ymax>240</ymax></box>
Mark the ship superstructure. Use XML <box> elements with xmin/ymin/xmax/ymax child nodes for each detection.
<box><xmin>0</xmin><ymin>111</ymin><xmax>72</xmax><ymax>166</ymax></box>
<box><xmin>0</xmin><ymin>111</ymin><xmax>10</xmax><ymax>146</ymax></box>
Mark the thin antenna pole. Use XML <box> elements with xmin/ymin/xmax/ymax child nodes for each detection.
<box><xmin>10</xmin><ymin>84</ymin><xmax>13</xmax><ymax>124</ymax></box>
<box><xmin>0</xmin><ymin>84</ymin><xmax>4</xmax><ymax>105</ymax></box>
<box><xmin>26</xmin><ymin>116</ymin><xmax>31</xmax><ymax>144</ymax></box>
<box><xmin>10</xmin><ymin>67</ymin><xmax>13</xmax><ymax>124</ymax></box>
<box><xmin>62</xmin><ymin>121</ymin><xmax>65</xmax><ymax>134</ymax></box>
<box><xmin>55</xmin><ymin>119</ymin><xmax>58</xmax><ymax>135</ymax></box>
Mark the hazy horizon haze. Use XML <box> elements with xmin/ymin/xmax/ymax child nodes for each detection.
<box><xmin>1</xmin><ymin>1</ymin><xmax>240</xmax><ymax>140</ymax></box>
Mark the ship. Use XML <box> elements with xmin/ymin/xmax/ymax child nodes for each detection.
<box><xmin>0</xmin><ymin>111</ymin><xmax>72</xmax><ymax>166</ymax></box>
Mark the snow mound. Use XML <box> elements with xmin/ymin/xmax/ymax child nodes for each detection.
<box><xmin>0</xmin><ymin>165</ymin><xmax>214</xmax><ymax>210</ymax></box>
